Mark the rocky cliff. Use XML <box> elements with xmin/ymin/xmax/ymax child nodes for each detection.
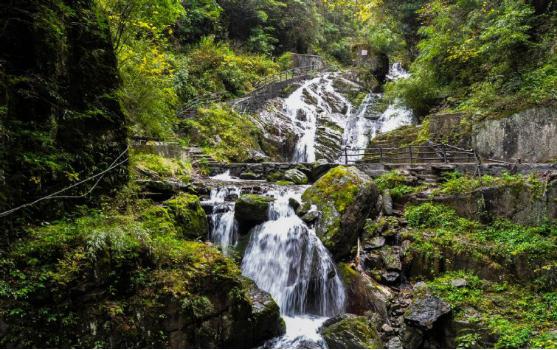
<box><xmin>0</xmin><ymin>0</ymin><xmax>128</xmax><ymax>244</ymax></box>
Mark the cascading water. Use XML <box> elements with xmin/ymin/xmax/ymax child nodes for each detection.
<box><xmin>341</xmin><ymin>63</ymin><xmax>414</xmax><ymax>162</ymax></box>
<box><xmin>205</xmin><ymin>186</ymin><xmax>241</xmax><ymax>255</ymax></box>
<box><xmin>284</xmin><ymin>73</ymin><xmax>352</xmax><ymax>163</ymax></box>
<box><xmin>242</xmin><ymin>188</ymin><xmax>346</xmax><ymax>348</ymax></box>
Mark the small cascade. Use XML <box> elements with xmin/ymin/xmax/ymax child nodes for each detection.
<box><xmin>341</xmin><ymin>63</ymin><xmax>414</xmax><ymax>162</ymax></box>
<box><xmin>242</xmin><ymin>188</ymin><xmax>346</xmax><ymax>348</ymax></box>
<box><xmin>283</xmin><ymin>73</ymin><xmax>353</xmax><ymax>162</ymax></box>
<box><xmin>206</xmin><ymin>187</ymin><xmax>241</xmax><ymax>255</ymax></box>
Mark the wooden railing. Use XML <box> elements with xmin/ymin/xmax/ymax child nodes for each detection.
<box><xmin>341</xmin><ymin>143</ymin><xmax>481</xmax><ymax>165</ymax></box>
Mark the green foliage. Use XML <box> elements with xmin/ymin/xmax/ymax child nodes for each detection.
<box><xmin>433</xmin><ymin>172</ymin><xmax>545</xmax><ymax>197</ymax></box>
<box><xmin>386</xmin><ymin>0</ymin><xmax>556</xmax><ymax>117</ymax></box>
<box><xmin>176</xmin><ymin>37</ymin><xmax>279</xmax><ymax>101</ymax></box>
<box><xmin>182</xmin><ymin>103</ymin><xmax>262</xmax><ymax>162</ymax></box>
<box><xmin>374</xmin><ymin>170</ymin><xmax>423</xmax><ymax>199</ymax></box>
<box><xmin>427</xmin><ymin>272</ymin><xmax>557</xmax><ymax>348</ymax></box>
<box><xmin>131</xmin><ymin>151</ymin><xmax>193</xmax><ymax>181</ymax></box>
<box><xmin>405</xmin><ymin>203</ymin><xmax>557</xmax><ymax>262</ymax></box>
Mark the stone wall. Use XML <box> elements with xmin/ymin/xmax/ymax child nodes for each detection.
<box><xmin>472</xmin><ymin>105</ymin><xmax>557</xmax><ymax>162</ymax></box>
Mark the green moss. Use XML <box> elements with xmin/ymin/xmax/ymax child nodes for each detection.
<box><xmin>164</xmin><ymin>193</ymin><xmax>208</xmax><ymax>240</ymax></box>
<box><xmin>432</xmin><ymin>172</ymin><xmax>545</xmax><ymax>198</ymax></box>
<box><xmin>321</xmin><ymin>315</ymin><xmax>382</xmax><ymax>349</ymax></box>
<box><xmin>427</xmin><ymin>272</ymin><xmax>557</xmax><ymax>349</ymax></box>
<box><xmin>404</xmin><ymin>203</ymin><xmax>557</xmax><ymax>281</ymax></box>
<box><xmin>275</xmin><ymin>180</ymin><xmax>295</xmax><ymax>186</ymax></box>
<box><xmin>302</xmin><ymin>166</ymin><xmax>360</xmax><ymax>213</ymax></box>
<box><xmin>182</xmin><ymin>104</ymin><xmax>262</xmax><ymax>162</ymax></box>
<box><xmin>131</xmin><ymin>151</ymin><xmax>192</xmax><ymax>182</ymax></box>
<box><xmin>374</xmin><ymin>170</ymin><xmax>424</xmax><ymax>199</ymax></box>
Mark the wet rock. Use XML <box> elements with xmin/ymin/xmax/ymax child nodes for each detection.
<box><xmin>338</xmin><ymin>263</ymin><xmax>393</xmax><ymax>322</ymax></box>
<box><xmin>302</xmin><ymin>167</ymin><xmax>379</xmax><ymax>259</ymax></box>
<box><xmin>239</xmin><ymin>171</ymin><xmax>261</xmax><ymax>180</ymax></box>
<box><xmin>302</xmin><ymin>210</ymin><xmax>320</xmax><ymax>223</ymax></box>
<box><xmin>311</xmin><ymin>159</ymin><xmax>337</xmax><ymax>180</ymax></box>
<box><xmin>235</xmin><ymin>194</ymin><xmax>274</xmax><ymax>231</ymax></box>
<box><xmin>288</xmin><ymin>197</ymin><xmax>301</xmax><ymax>211</ymax></box>
<box><xmin>404</xmin><ymin>295</ymin><xmax>451</xmax><ymax>330</ymax></box>
<box><xmin>381</xmin><ymin>324</ymin><xmax>394</xmax><ymax>334</ymax></box>
<box><xmin>284</xmin><ymin>169</ymin><xmax>308</xmax><ymax>185</ymax></box>
<box><xmin>320</xmin><ymin>314</ymin><xmax>383</xmax><ymax>349</ymax></box>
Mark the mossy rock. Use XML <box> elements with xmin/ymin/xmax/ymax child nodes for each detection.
<box><xmin>235</xmin><ymin>194</ymin><xmax>274</xmax><ymax>230</ymax></box>
<box><xmin>284</xmin><ymin>168</ymin><xmax>308</xmax><ymax>185</ymax></box>
<box><xmin>164</xmin><ymin>193</ymin><xmax>209</xmax><ymax>240</ymax></box>
<box><xmin>321</xmin><ymin>314</ymin><xmax>383</xmax><ymax>349</ymax></box>
<box><xmin>301</xmin><ymin>166</ymin><xmax>379</xmax><ymax>259</ymax></box>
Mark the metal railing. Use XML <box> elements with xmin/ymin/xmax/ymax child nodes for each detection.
<box><xmin>341</xmin><ymin>142</ymin><xmax>481</xmax><ymax>165</ymax></box>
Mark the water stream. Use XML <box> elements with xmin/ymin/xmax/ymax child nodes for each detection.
<box><xmin>206</xmin><ymin>64</ymin><xmax>413</xmax><ymax>348</ymax></box>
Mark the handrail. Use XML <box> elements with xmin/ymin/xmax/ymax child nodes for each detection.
<box><xmin>341</xmin><ymin>142</ymin><xmax>480</xmax><ymax>166</ymax></box>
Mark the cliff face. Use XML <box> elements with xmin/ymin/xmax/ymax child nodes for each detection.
<box><xmin>472</xmin><ymin>105</ymin><xmax>557</xmax><ymax>163</ymax></box>
<box><xmin>0</xmin><ymin>0</ymin><xmax>128</xmax><ymax>242</ymax></box>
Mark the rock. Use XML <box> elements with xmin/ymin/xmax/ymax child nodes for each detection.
<box><xmin>382</xmin><ymin>190</ymin><xmax>393</xmax><ymax>215</ymax></box>
<box><xmin>338</xmin><ymin>263</ymin><xmax>393</xmax><ymax>322</ymax></box>
<box><xmin>380</xmin><ymin>246</ymin><xmax>402</xmax><ymax>271</ymax></box>
<box><xmin>367</xmin><ymin>236</ymin><xmax>386</xmax><ymax>249</ymax></box>
<box><xmin>239</xmin><ymin>171</ymin><xmax>261</xmax><ymax>180</ymax></box>
<box><xmin>284</xmin><ymin>169</ymin><xmax>309</xmax><ymax>185</ymax></box>
<box><xmin>320</xmin><ymin>314</ymin><xmax>383</xmax><ymax>349</ymax></box>
<box><xmin>381</xmin><ymin>324</ymin><xmax>394</xmax><ymax>334</ymax></box>
<box><xmin>235</xmin><ymin>194</ymin><xmax>274</xmax><ymax>231</ymax></box>
<box><xmin>302</xmin><ymin>209</ymin><xmax>320</xmax><ymax>223</ymax></box>
<box><xmin>288</xmin><ymin>197</ymin><xmax>301</xmax><ymax>211</ymax></box>
<box><xmin>302</xmin><ymin>167</ymin><xmax>379</xmax><ymax>259</ymax></box>
<box><xmin>472</xmin><ymin>105</ymin><xmax>557</xmax><ymax>163</ymax></box>
<box><xmin>311</xmin><ymin>160</ymin><xmax>336</xmax><ymax>181</ymax></box>
<box><xmin>451</xmin><ymin>278</ymin><xmax>468</xmax><ymax>288</ymax></box>
<box><xmin>387</xmin><ymin>336</ymin><xmax>402</xmax><ymax>349</ymax></box>
<box><xmin>164</xmin><ymin>193</ymin><xmax>209</xmax><ymax>240</ymax></box>
<box><xmin>381</xmin><ymin>271</ymin><xmax>400</xmax><ymax>285</ymax></box>
<box><xmin>404</xmin><ymin>295</ymin><xmax>451</xmax><ymax>330</ymax></box>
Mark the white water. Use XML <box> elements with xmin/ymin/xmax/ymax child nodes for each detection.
<box><xmin>206</xmin><ymin>187</ymin><xmax>241</xmax><ymax>255</ymax></box>
<box><xmin>283</xmin><ymin>73</ymin><xmax>352</xmax><ymax>163</ymax></box>
<box><xmin>341</xmin><ymin>63</ymin><xmax>414</xmax><ymax>162</ymax></box>
<box><xmin>242</xmin><ymin>188</ymin><xmax>346</xmax><ymax>348</ymax></box>
<box><xmin>210</xmin><ymin>170</ymin><xmax>242</xmax><ymax>182</ymax></box>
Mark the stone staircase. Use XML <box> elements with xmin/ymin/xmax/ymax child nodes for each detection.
<box><xmin>187</xmin><ymin>147</ymin><xmax>219</xmax><ymax>166</ymax></box>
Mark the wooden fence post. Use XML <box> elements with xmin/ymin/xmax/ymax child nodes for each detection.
<box><xmin>442</xmin><ymin>144</ymin><xmax>448</xmax><ymax>163</ymax></box>
<box><xmin>379</xmin><ymin>147</ymin><xmax>384</xmax><ymax>163</ymax></box>
<box><xmin>344</xmin><ymin>148</ymin><xmax>348</xmax><ymax>165</ymax></box>
<box><xmin>409</xmin><ymin>146</ymin><xmax>413</xmax><ymax>166</ymax></box>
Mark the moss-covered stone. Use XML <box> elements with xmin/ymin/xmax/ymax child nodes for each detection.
<box><xmin>164</xmin><ymin>193</ymin><xmax>209</xmax><ymax>240</ymax></box>
<box><xmin>234</xmin><ymin>194</ymin><xmax>274</xmax><ymax>228</ymax></box>
<box><xmin>301</xmin><ymin>166</ymin><xmax>379</xmax><ymax>259</ymax></box>
<box><xmin>284</xmin><ymin>168</ymin><xmax>308</xmax><ymax>185</ymax></box>
<box><xmin>321</xmin><ymin>314</ymin><xmax>383</xmax><ymax>349</ymax></box>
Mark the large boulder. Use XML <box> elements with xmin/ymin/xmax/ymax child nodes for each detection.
<box><xmin>402</xmin><ymin>293</ymin><xmax>452</xmax><ymax>348</ymax></box>
<box><xmin>320</xmin><ymin>314</ymin><xmax>383</xmax><ymax>349</ymax></box>
<box><xmin>165</xmin><ymin>193</ymin><xmax>209</xmax><ymax>240</ymax></box>
<box><xmin>301</xmin><ymin>166</ymin><xmax>379</xmax><ymax>259</ymax></box>
<box><xmin>337</xmin><ymin>263</ymin><xmax>393</xmax><ymax>323</ymax></box>
<box><xmin>234</xmin><ymin>194</ymin><xmax>274</xmax><ymax>232</ymax></box>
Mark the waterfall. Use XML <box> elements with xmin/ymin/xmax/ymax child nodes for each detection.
<box><xmin>242</xmin><ymin>188</ymin><xmax>346</xmax><ymax>348</ymax></box>
<box><xmin>283</xmin><ymin>73</ymin><xmax>352</xmax><ymax>163</ymax></box>
<box><xmin>206</xmin><ymin>187</ymin><xmax>241</xmax><ymax>255</ymax></box>
<box><xmin>341</xmin><ymin>63</ymin><xmax>414</xmax><ymax>162</ymax></box>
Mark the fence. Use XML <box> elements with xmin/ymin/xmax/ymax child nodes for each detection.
<box><xmin>341</xmin><ymin>143</ymin><xmax>480</xmax><ymax>165</ymax></box>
